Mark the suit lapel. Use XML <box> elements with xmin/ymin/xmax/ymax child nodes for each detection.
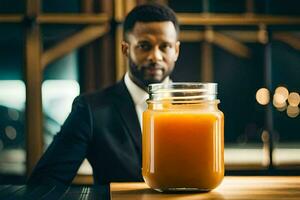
<box><xmin>112</xmin><ymin>80</ymin><xmax>142</xmax><ymax>153</ymax></box>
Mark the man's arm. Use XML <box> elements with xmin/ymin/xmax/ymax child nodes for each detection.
<box><xmin>27</xmin><ymin>96</ymin><xmax>93</xmax><ymax>185</ymax></box>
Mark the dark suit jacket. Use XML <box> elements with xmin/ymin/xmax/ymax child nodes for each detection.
<box><xmin>28</xmin><ymin>79</ymin><xmax>143</xmax><ymax>185</ymax></box>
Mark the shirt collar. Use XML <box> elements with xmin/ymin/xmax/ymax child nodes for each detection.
<box><xmin>124</xmin><ymin>72</ymin><xmax>170</xmax><ymax>106</ymax></box>
<box><xmin>124</xmin><ymin>72</ymin><xmax>148</xmax><ymax>106</ymax></box>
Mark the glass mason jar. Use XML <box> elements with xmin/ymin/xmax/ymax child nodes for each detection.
<box><xmin>142</xmin><ymin>83</ymin><xmax>224</xmax><ymax>192</ymax></box>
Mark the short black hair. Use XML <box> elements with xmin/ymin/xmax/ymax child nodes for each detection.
<box><xmin>123</xmin><ymin>3</ymin><xmax>179</xmax><ymax>40</ymax></box>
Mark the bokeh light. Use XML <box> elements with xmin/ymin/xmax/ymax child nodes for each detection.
<box><xmin>276</xmin><ymin>103</ymin><xmax>287</xmax><ymax>112</ymax></box>
<box><xmin>261</xmin><ymin>130</ymin><xmax>269</xmax><ymax>142</ymax></box>
<box><xmin>8</xmin><ymin>108</ymin><xmax>19</xmax><ymax>121</ymax></box>
<box><xmin>275</xmin><ymin>86</ymin><xmax>289</xmax><ymax>101</ymax></box>
<box><xmin>287</xmin><ymin>105</ymin><xmax>300</xmax><ymax>118</ymax></box>
<box><xmin>273</xmin><ymin>93</ymin><xmax>286</xmax><ymax>108</ymax></box>
<box><xmin>5</xmin><ymin>126</ymin><xmax>17</xmax><ymax>140</ymax></box>
<box><xmin>256</xmin><ymin>88</ymin><xmax>270</xmax><ymax>105</ymax></box>
<box><xmin>288</xmin><ymin>92</ymin><xmax>300</xmax><ymax>107</ymax></box>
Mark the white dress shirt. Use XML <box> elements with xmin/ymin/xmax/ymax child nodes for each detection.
<box><xmin>124</xmin><ymin>72</ymin><xmax>170</xmax><ymax>128</ymax></box>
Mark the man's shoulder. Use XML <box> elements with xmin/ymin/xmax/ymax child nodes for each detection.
<box><xmin>76</xmin><ymin>80</ymin><xmax>127</xmax><ymax>108</ymax></box>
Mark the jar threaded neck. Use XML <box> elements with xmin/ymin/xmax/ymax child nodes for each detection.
<box><xmin>148</xmin><ymin>82</ymin><xmax>218</xmax><ymax>102</ymax></box>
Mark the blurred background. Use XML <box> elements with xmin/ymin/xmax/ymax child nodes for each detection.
<box><xmin>0</xmin><ymin>0</ymin><xmax>299</xmax><ymax>184</ymax></box>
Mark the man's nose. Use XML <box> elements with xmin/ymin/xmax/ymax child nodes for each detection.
<box><xmin>148</xmin><ymin>47</ymin><xmax>163</xmax><ymax>62</ymax></box>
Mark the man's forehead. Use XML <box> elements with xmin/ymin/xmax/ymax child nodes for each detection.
<box><xmin>129</xmin><ymin>21</ymin><xmax>178</xmax><ymax>40</ymax></box>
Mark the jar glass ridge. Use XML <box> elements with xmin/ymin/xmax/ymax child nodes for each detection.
<box><xmin>142</xmin><ymin>82</ymin><xmax>224</xmax><ymax>192</ymax></box>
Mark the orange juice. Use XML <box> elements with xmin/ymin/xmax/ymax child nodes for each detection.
<box><xmin>143</xmin><ymin>83</ymin><xmax>224</xmax><ymax>191</ymax></box>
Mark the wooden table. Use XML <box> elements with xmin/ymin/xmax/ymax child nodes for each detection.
<box><xmin>111</xmin><ymin>176</ymin><xmax>300</xmax><ymax>200</ymax></box>
<box><xmin>1</xmin><ymin>176</ymin><xmax>299</xmax><ymax>199</ymax></box>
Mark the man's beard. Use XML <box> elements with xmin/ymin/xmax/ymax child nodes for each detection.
<box><xmin>128</xmin><ymin>59</ymin><xmax>168</xmax><ymax>89</ymax></box>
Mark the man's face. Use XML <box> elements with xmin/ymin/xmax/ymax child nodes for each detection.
<box><xmin>122</xmin><ymin>21</ymin><xmax>180</xmax><ymax>90</ymax></box>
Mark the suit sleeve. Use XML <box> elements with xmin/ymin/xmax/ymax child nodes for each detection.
<box><xmin>27</xmin><ymin>95</ymin><xmax>93</xmax><ymax>185</ymax></box>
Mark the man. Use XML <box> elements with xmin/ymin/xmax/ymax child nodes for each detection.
<box><xmin>28</xmin><ymin>3</ymin><xmax>180</xmax><ymax>185</ymax></box>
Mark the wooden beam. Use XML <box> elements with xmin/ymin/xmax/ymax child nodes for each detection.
<box><xmin>180</xmin><ymin>29</ymin><xmax>251</xmax><ymax>58</ymax></box>
<box><xmin>245</xmin><ymin>0</ymin><xmax>254</xmax><ymax>15</ymax></box>
<box><xmin>98</xmin><ymin>0</ymin><xmax>116</xmax><ymax>88</ymax></box>
<box><xmin>7</xmin><ymin>12</ymin><xmax>299</xmax><ymax>26</ymax></box>
<box><xmin>180</xmin><ymin>30</ymin><xmax>262</xmax><ymax>43</ymax></box>
<box><xmin>41</xmin><ymin>24</ymin><xmax>109</xmax><ymax>69</ymax></box>
<box><xmin>273</xmin><ymin>33</ymin><xmax>300</xmax><ymax>51</ymax></box>
<box><xmin>180</xmin><ymin>30</ymin><xmax>268</xmax><ymax>44</ymax></box>
<box><xmin>177</xmin><ymin>13</ymin><xmax>300</xmax><ymax>26</ymax></box>
<box><xmin>80</xmin><ymin>0</ymin><xmax>94</xmax><ymax>14</ymax></box>
<box><xmin>37</xmin><ymin>13</ymin><xmax>109</xmax><ymax>24</ymax></box>
<box><xmin>220</xmin><ymin>31</ymin><xmax>258</xmax><ymax>42</ymax></box>
<box><xmin>115</xmin><ymin>25</ymin><xmax>126</xmax><ymax>81</ymax></box>
<box><xmin>78</xmin><ymin>0</ymin><xmax>97</xmax><ymax>93</ymax></box>
<box><xmin>201</xmin><ymin>41</ymin><xmax>213</xmax><ymax>82</ymax></box>
<box><xmin>78</xmin><ymin>0</ymin><xmax>115</xmax><ymax>92</ymax></box>
<box><xmin>258</xmin><ymin>24</ymin><xmax>269</xmax><ymax>44</ymax></box>
<box><xmin>25</xmin><ymin>0</ymin><xmax>43</xmax><ymax>177</ymax></box>
<box><xmin>3</xmin><ymin>13</ymin><xmax>300</xmax><ymax>26</ymax></box>
<box><xmin>0</xmin><ymin>15</ymin><xmax>23</xmax><ymax>23</ymax></box>
<box><xmin>99</xmin><ymin>0</ymin><xmax>113</xmax><ymax>18</ymax></box>
<box><xmin>183</xmin><ymin>29</ymin><xmax>268</xmax><ymax>44</ymax></box>
<box><xmin>179</xmin><ymin>30</ymin><xmax>204</xmax><ymax>42</ymax></box>
<box><xmin>81</xmin><ymin>0</ymin><xmax>93</xmax><ymax>13</ymax></box>
<box><xmin>213</xmin><ymin>32</ymin><xmax>251</xmax><ymax>58</ymax></box>
<box><xmin>98</xmin><ymin>0</ymin><xmax>115</xmax><ymax>87</ymax></box>
<box><xmin>114</xmin><ymin>0</ymin><xmax>124</xmax><ymax>22</ymax></box>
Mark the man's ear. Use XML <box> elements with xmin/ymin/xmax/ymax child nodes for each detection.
<box><xmin>121</xmin><ymin>41</ymin><xmax>129</xmax><ymax>57</ymax></box>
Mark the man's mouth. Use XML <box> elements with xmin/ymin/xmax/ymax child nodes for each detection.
<box><xmin>143</xmin><ymin>63</ymin><xmax>164</xmax><ymax>76</ymax></box>
<box><xmin>145</xmin><ymin>67</ymin><xmax>163</xmax><ymax>76</ymax></box>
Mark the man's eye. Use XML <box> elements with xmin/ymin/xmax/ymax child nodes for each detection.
<box><xmin>138</xmin><ymin>43</ymin><xmax>151</xmax><ymax>51</ymax></box>
<box><xmin>160</xmin><ymin>43</ymin><xmax>172</xmax><ymax>51</ymax></box>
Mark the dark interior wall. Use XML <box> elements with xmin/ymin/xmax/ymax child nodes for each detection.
<box><xmin>171</xmin><ymin>42</ymin><xmax>201</xmax><ymax>82</ymax></box>
<box><xmin>42</xmin><ymin>0</ymin><xmax>81</xmax><ymax>13</ymax></box>
<box><xmin>0</xmin><ymin>0</ymin><xmax>24</xmax><ymax>13</ymax></box>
